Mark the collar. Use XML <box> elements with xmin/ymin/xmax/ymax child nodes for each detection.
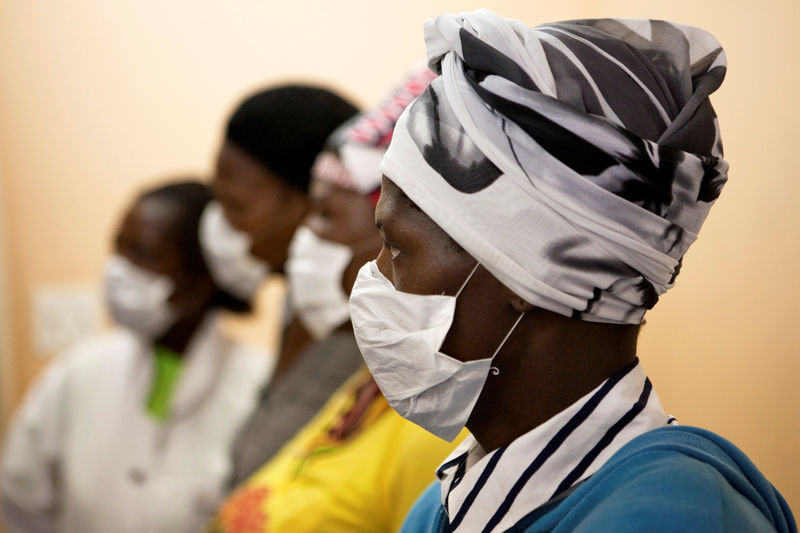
<box><xmin>131</xmin><ymin>312</ymin><xmax>225</xmax><ymax>420</ymax></box>
<box><xmin>436</xmin><ymin>358</ymin><xmax>674</xmax><ymax>532</ymax></box>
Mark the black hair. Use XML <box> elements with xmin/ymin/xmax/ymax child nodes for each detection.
<box><xmin>225</xmin><ymin>84</ymin><xmax>360</xmax><ymax>192</ymax></box>
<box><xmin>139</xmin><ymin>180</ymin><xmax>252</xmax><ymax>314</ymax></box>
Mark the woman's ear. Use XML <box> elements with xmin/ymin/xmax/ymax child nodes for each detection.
<box><xmin>504</xmin><ymin>286</ymin><xmax>534</xmax><ymax>313</ymax></box>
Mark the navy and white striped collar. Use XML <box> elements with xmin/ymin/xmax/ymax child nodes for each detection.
<box><xmin>436</xmin><ymin>358</ymin><xmax>675</xmax><ymax>532</ymax></box>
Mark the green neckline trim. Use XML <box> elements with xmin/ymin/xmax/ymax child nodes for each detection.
<box><xmin>146</xmin><ymin>344</ymin><xmax>183</xmax><ymax>422</ymax></box>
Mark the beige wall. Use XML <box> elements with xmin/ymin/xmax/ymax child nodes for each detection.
<box><xmin>585</xmin><ymin>0</ymin><xmax>800</xmax><ymax>511</ymax></box>
<box><xmin>0</xmin><ymin>164</ymin><xmax>13</xmax><ymax>435</ymax></box>
<box><xmin>0</xmin><ymin>0</ymin><xmax>797</xmax><ymax>515</ymax></box>
<box><xmin>0</xmin><ymin>164</ymin><xmax>9</xmax><ymax>533</ymax></box>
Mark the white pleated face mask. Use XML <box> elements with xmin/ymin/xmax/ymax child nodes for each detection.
<box><xmin>104</xmin><ymin>255</ymin><xmax>176</xmax><ymax>340</ymax></box>
<box><xmin>286</xmin><ymin>226</ymin><xmax>353</xmax><ymax>340</ymax></box>
<box><xmin>349</xmin><ymin>260</ymin><xmax>523</xmax><ymax>441</ymax></box>
<box><xmin>198</xmin><ymin>201</ymin><xmax>270</xmax><ymax>301</ymax></box>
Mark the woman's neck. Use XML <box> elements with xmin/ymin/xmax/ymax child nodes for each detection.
<box><xmin>466</xmin><ymin>312</ymin><xmax>640</xmax><ymax>453</ymax></box>
<box><xmin>252</xmin><ymin>201</ymin><xmax>308</xmax><ymax>274</ymax></box>
<box><xmin>156</xmin><ymin>309</ymin><xmax>210</xmax><ymax>355</ymax></box>
<box><xmin>271</xmin><ymin>316</ymin><xmax>314</xmax><ymax>381</ymax></box>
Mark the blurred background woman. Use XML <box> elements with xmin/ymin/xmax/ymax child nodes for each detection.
<box><xmin>196</xmin><ymin>86</ymin><xmax>365</xmax><ymax>487</ymax></box>
<box><xmin>205</xmin><ymin>66</ymin><xmax>464</xmax><ymax>533</ymax></box>
<box><xmin>1</xmin><ymin>181</ymin><xmax>270</xmax><ymax>533</ymax></box>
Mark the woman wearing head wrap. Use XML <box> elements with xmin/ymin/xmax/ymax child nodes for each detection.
<box><xmin>200</xmin><ymin>85</ymin><xmax>365</xmax><ymax>486</ymax></box>
<box><xmin>204</xmin><ymin>66</ymin><xmax>466</xmax><ymax>533</ymax></box>
<box><xmin>1</xmin><ymin>181</ymin><xmax>270</xmax><ymax>533</ymax></box>
<box><xmin>348</xmin><ymin>11</ymin><xmax>796</xmax><ymax>533</ymax></box>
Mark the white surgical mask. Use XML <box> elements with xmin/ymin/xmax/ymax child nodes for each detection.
<box><xmin>104</xmin><ymin>255</ymin><xmax>176</xmax><ymax>340</ymax></box>
<box><xmin>198</xmin><ymin>201</ymin><xmax>269</xmax><ymax>301</ymax></box>
<box><xmin>286</xmin><ymin>226</ymin><xmax>353</xmax><ymax>340</ymax></box>
<box><xmin>349</xmin><ymin>260</ymin><xmax>523</xmax><ymax>441</ymax></box>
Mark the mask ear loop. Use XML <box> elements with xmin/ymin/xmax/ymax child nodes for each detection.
<box><xmin>453</xmin><ymin>262</ymin><xmax>481</xmax><ymax>297</ymax></box>
<box><xmin>489</xmin><ymin>311</ymin><xmax>525</xmax><ymax>376</ymax></box>
<box><xmin>450</xmin><ymin>261</ymin><xmax>523</xmax><ymax>375</ymax></box>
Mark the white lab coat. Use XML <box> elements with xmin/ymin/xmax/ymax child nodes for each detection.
<box><xmin>1</xmin><ymin>314</ymin><xmax>271</xmax><ymax>533</ymax></box>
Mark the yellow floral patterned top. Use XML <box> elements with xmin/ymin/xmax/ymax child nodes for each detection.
<box><xmin>206</xmin><ymin>367</ymin><xmax>467</xmax><ymax>533</ymax></box>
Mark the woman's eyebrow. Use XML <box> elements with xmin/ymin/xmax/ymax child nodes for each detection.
<box><xmin>397</xmin><ymin>189</ymin><xmax>423</xmax><ymax>212</ymax></box>
<box><xmin>375</xmin><ymin>214</ymin><xmax>404</xmax><ymax>242</ymax></box>
<box><xmin>376</xmin><ymin>218</ymin><xmax>397</xmax><ymax>237</ymax></box>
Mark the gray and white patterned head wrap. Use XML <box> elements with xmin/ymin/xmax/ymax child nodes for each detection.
<box><xmin>381</xmin><ymin>10</ymin><xmax>728</xmax><ymax>324</ymax></box>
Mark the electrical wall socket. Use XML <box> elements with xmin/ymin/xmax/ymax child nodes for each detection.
<box><xmin>32</xmin><ymin>283</ymin><xmax>102</xmax><ymax>357</ymax></box>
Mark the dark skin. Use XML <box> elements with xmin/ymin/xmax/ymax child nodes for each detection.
<box><xmin>295</xmin><ymin>177</ymin><xmax>383</xmax><ymax>436</ymax></box>
<box><xmin>114</xmin><ymin>196</ymin><xmax>217</xmax><ymax>355</ymax></box>
<box><xmin>375</xmin><ymin>176</ymin><xmax>640</xmax><ymax>453</ymax></box>
<box><xmin>273</xmin><ymin>179</ymin><xmax>382</xmax><ymax>380</ymax></box>
<box><xmin>212</xmin><ymin>141</ymin><xmax>313</xmax><ymax>376</ymax></box>
<box><xmin>303</xmin><ymin>179</ymin><xmax>382</xmax><ymax>297</ymax></box>
<box><xmin>211</xmin><ymin>141</ymin><xmax>308</xmax><ymax>273</ymax></box>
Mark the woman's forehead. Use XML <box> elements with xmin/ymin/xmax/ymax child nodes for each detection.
<box><xmin>375</xmin><ymin>177</ymin><xmax>415</xmax><ymax>228</ymax></box>
<box><xmin>119</xmin><ymin>197</ymin><xmax>179</xmax><ymax>243</ymax></box>
<box><xmin>134</xmin><ymin>196</ymin><xmax>182</xmax><ymax>227</ymax></box>
<box><xmin>376</xmin><ymin>177</ymin><xmax>453</xmax><ymax>244</ymax></box>
<box><xmin>309</xmin><ymin>178</ymin><xmax>358</xmax><ymax>205</ymax></box>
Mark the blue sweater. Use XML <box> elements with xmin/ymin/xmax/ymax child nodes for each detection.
<box><xmin>400</xmin><ymin>426</ymin><xmax>796</xmax><ymax>532</ymax></box>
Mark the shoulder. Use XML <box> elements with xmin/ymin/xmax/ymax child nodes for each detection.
<box><xmin>531</xmin><ymin>426</ymin><xmax>794</xmax><ymax>533</ymax></box>
<box><xmin>62</xmin><ymin>328</ymin><xmax>138</xmax><ymax>362</ymax></box>
<box><xmin>377</xmin><ymin>412</ymin><xmax>466</xmax><ymax>491</ymax></box>
<box><xmin>34</xmin><ymin>328</ymin><xmax>138</xmax><ymax>387</ymax></box>
<box><xmin>398</xmin><ymin>481</ymin><xmax>446</xmax><ymax>533</ymax></box>
<box><xmin>224</xmin><ymin>340</ymin><xmax>271</xmax><ymax>372</ymax></box>
<box><xmin>373</xmin><ymin>414</ymin><xmax>463</xmax><ymax>532</ymax></box>
<box><xmin>292</xmin><ymin>331</ymin><xmax>364</xmax><ymax>378</ymax></box>
<box><xmin>218</xmin><ymin>339</ymin><xmax>272</xmax><ymax>388</ymax></box>
<box><xmin>8</xmin><ymin>330</ymin><xmax>139</xmax><ymax>429</ymax></box>
<box><xmin>384</xmin><ymin>411</ymin><xmax>462</xmax><ymax>459</ymax></box>
<box><xmin>267</xmin><ymin>331</ymin><xmax>363</xmax><ymax>400</ymax></box>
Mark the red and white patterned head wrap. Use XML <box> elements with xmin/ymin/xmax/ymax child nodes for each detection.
<box><xmin>311</xmin><ymin>66</ymin><xmax>437</xmax><ymax>204</ymax></box>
